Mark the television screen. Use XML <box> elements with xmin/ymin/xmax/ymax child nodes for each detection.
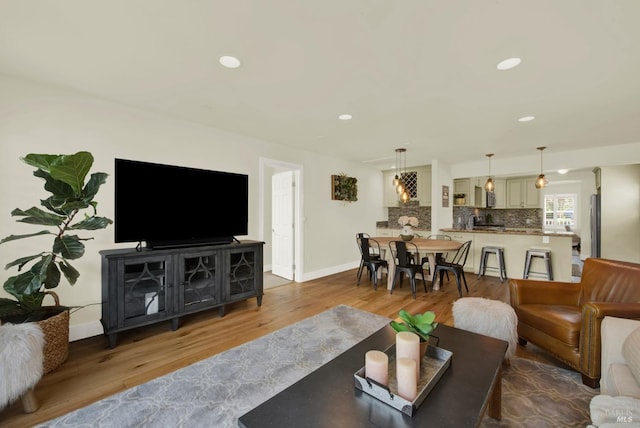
<box><xmin>114</xmin><ymin>158</ymin><xmax>248</xmax><ymax>248</ymax></box>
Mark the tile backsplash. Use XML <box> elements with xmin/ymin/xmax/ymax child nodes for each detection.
<box><xmin>387</xmin><ymin>201</ymin><xmax>431</xmax><ymax>230</ymax></box>
<box><xmin>452</xmin><ymin>207</ymin><xmax>543</xmax><ymax>229</ymax></box>
<box><xmin>380</xmin><ymin>203</ymin><xmax>542</xmax><ymax>231</ymax></box>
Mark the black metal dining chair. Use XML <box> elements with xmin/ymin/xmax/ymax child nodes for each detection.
<box><xmin>421</xmin><ymin>234</ymin><xmax>452</xmax><ymax>279</ymax></box>
<box><xmin>388</xmin><ymin>240</ymin><xmax>427</xmax><ymax>299</ymax></box>
<box><xmin>432</xmin><ymin>240</ymin><xmax>472</xmax><ymax>297</ymax></box>
<box><xmin>356</xmin><ymin>235</ymin><xmax>387</xmax><ymax>290</ymax></box>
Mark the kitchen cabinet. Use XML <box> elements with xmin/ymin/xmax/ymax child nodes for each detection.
<box><xmin>472</xmin><ymin>177</ymin><xmax>486</xmax><ymax>208</ymax></box>
<box><xmin>454</xmin><ymin>179</ymin><xmax>471</xmax><ymax>206</ymax></box>
<box><xmin>507</xmin><ymin>177</ymin><xmax>540</xmax><ymax>208</ymax></box>
<box><xmin>417</xmin><ymin>165</ymin><xmax>431</xmax><ymax>206</ymax></box>
<box><xmin>454</xmin><ymin>178</ymin><xmax>486</xmax><ymax>207</ymax></box>
<box><xmin>383</xmin><ymin>170</ymin><xmax>399</xmax><ymax>207</ymax></box>
<box><xmin>493</xmin><ymin>178</ymin><xmax>506</xmax><ymax>209</ymax></box>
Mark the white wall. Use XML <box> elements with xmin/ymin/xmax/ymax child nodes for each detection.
<box><xmin>0</xmin><ymin>74</ymin><xmax>385</xmax><ymax>339</ymax></box>
<box><xmin>600</xmin><ymin>164</ymin><xmax>640</xmax><ymax>262</ymax></box>
<box><xmin>430</xmin><ymin>159</ymin><xmax>454</xmax><ymax>232</ymax></box>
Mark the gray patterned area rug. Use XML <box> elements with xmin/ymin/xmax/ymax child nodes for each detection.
<box><xmin>37</xmin><ymin>305</ymin><xmax>391</xmax><ymax>428</ymax></box>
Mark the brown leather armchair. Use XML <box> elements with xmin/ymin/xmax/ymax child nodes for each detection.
<box><xmin>510</xmin><ymin>257</ymin><xmax>640</xmax><ymax>388</ymax></box>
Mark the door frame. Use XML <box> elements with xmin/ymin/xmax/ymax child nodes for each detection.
<box><xmin>258</xmin><ymin>157</ymin><xmax>304</xmax><ymax>282</ymax></box>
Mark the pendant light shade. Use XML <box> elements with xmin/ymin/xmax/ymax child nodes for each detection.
<box><xmin>484</xmin><ymin>153</ymin><xmax>495</xmax><ymax>192</ymax></box>
<box><xmin>400</xmin><ymin>189</ymin><xmax>410</xmax><ymax>203</ymax></box>
<box><xmin>535</xmin><ymin>146</ymin><xmax>548</xmax><ymax>189</ymax></box>
<box><xmin>393</xmin><ymin>148</ymin><xmax>409</xmax><ymax>203</ymax></box>
<box><xmin>392</xmin><ymin>148</ymin><xmax>402</xmax><ymax>187</ymax></box>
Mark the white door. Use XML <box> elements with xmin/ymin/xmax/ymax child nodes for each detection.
<box><xmin>271</xmin><ymin>171</ymin><xmax>294</xmax><ymax>280</ymax></box>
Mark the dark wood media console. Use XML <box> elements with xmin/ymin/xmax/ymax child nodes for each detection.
<box><xmin>100</xmin><ymin>240</ymin><xmax>264</xmax><ymax>348</ymax></box>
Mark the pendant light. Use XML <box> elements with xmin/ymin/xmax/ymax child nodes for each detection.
<box><xmin>399</xmin><ymin>148</ymin><xmax>410</xmax><ymax>203</ymax></box>
<box><xmin>484</xmin><ymin>153</ymin><xmax>495</xmax><ymax>192</ymax></box>
<box><xmin>394</xmin><ymin>148</ymin><xmax>407</xmax><ymax>195</ymax></box>
<box><xmin>393</xmin><ymin>149</ymin><xmax>402</xmax><ymax>187</ymax></box>
<box><xmin>535</xmin><ymin>146</ymin><xmax>548</xmax><ymax>189</ymax></box>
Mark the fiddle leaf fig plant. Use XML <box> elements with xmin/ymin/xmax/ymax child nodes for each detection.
<box><xmin>390</xmin><ymin>309</ymin><xmax>438</xmax><ymax>342</ymax></box>
<box><xmin>0</xmin><ymin>151</ymin><xmax>112</xmax><ymax>321</ymax></box>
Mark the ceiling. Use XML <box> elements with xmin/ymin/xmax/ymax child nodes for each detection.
<box><xmin>2</xmin><ymin>1</ymin><xmax>640</xmax><ymax>169</ymax></box>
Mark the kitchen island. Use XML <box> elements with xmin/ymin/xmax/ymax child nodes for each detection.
<box><xmin>439</xmin><ymin>228</ymin><xmax>574</xmax><ymax>282</ymax></box>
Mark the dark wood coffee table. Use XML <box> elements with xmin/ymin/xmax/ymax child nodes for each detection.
<box><xmin>238</xmin><ymin>324</ymin><xmax>507</xmax><ymax>428</ymax></box>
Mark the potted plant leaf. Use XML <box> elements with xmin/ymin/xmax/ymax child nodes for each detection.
<box><xmin>0</xmin><ymin>151</ymin><xmax>112</xmax><ymax>373</ymax></box>
<box><xmin>390</xmin><ymin>309</ymin><xmax>438</xmax><ymax>354</ymax></box>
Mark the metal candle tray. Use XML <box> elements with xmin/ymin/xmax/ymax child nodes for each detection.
<box><xmin>354</xmin><ymin>343</ymin><xmax>452</xmax><ymax>416</ymax></box>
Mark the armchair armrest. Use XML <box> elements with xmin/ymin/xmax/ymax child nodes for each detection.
<box><xmin>509</xmin><ymin>279</ymin><xmax>581</xmax><ymax>307</ymax></box>
<box><xmin>579</xmin><ymin>302</ymin><xmax>640</xmax><ymax>381</ymax></box>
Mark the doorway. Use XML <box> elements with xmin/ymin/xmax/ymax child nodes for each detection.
<box><xmin>259</xmin><ymin>158</ymin><xmax>303</xmax><ymax>282</ymax></box>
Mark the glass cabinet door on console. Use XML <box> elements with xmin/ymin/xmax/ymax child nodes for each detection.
<box><xmin>226</xmin><ymin>245</ymin><xmax>263</xmax><ymax>306</ymax></box>
<box><xmin>101</xmin><ymin>250</ymin><xmax>173</xmax><ymax>348</ymax></box>
<box><xmin>177</xmin><ymin>250</ymin><xmax>222</xmax><ymax>315</ymax></box>
<box><xmin>117</xmin><ymin>254</ymin><xmax>172</xmax><ymax>327</ymax></box>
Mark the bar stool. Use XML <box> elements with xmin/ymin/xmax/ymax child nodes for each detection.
<box><xmin>477</xmin><ymin>246</ymin><xmax>507</xmax><ymax>282</ymax></box>
<box><xmin>523</xmin><ymin>249</ymin><xmax>553</xmax><ymax>280</ymax></box>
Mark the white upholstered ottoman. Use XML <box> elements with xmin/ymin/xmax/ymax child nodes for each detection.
<box><xmin>452</xmin><ymin>297</ymin><xmax>518</xmax><ymax>359</ymax></box>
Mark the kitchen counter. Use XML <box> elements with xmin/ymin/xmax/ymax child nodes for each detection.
<box><xmin>439</xmin><ymin>229</ymin><xmax>574</xmax><ymax>282</ymax></box>
<box><xmin>440</xmin><ymin>228</ymin><xmax>578</xmax><ymax>237</ymax></box>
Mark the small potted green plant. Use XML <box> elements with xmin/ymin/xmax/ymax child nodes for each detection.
<box><xmin>0</xmin><ymin>151</ymin><xmax>112</xmax><ymax>372</ymax></box>
<box><xmin>390</xmin><ymin>309</ymin><xmax>438</xmax><ymax>353</ymax></box>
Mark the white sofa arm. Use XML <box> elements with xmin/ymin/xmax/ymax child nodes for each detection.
<box><xmin>601</xmin><ymin>316</ymin><xmax>640</xmax><ymax>394</ymax></box>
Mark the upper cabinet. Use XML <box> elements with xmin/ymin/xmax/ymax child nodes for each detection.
<box><xmin>416</xmin><ymin>165</ymin><xmax>431</xmax><ymax>206</ymax></box>
<box><xmin>453</xmin><ymin>178</ymin><xmax>472</xmax><ymax>206</ymax></box>
<box><xmin>493</xmin><ymin>178</ymin><xmax>506</xmax><ymax>209</ymax></box>
<box><xmin>506</xmin><ymin>177</ymin><xmax>540</xmax><ymax>208</ymax></box>
<box><xmin>452</xmin><ymin>177</ymin><xmax>509</xmax><ymax>209</ymax></box>
<box><xmin>454</xmin><ymin>177</ymin><xmax>486</xmax><ymax>207</ymax></box>
<box><xmin>383</xmin><ymin>166</ymin><xmax>431</xmax><ymax>207</ymax></box>
<box><xmin>383</xmin><ymin>170</ymin><xmax>399</xmax><ymax>207</ymax></box>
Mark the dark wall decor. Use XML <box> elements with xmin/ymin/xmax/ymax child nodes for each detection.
<box><xmin>442</xmin><ymin>185</ymin><xmax>450</xmax><ymax>207</ymax></box>
<box><xmin>331</xmin><ymin>173</ymin><xmax>358</xmax><ymax>202</ymax></box>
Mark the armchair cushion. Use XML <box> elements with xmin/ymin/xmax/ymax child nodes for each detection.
<box><xmin>516</xmin><ymin>304</ymin><xmax>582</xmax><ymax>346</ymax></box>
<box><xmin>622</xmin><ymin>327</ymin><xmax>640</xmax><ymax>388</ymax></box>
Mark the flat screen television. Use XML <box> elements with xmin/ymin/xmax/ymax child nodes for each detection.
<box><xmin>114</xmin><ymin>158</ymin><xmax>248</xmax><ymax>248</ymax></box>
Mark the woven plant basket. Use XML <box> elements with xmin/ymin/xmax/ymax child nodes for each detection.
<box><xmin>37</xmin><ymin>291</ymin><xmax>70</xmax><ymax>374</ymax></box>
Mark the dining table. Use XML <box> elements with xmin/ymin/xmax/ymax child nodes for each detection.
<box><xmin>371</xmin><ymin>236</ymin><xmax>464</xmax><ymax>291</ymax></box>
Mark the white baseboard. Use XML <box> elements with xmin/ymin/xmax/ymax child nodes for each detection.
<box><xmin>69</xmin><ymin>320</ymin><xmax>104</xmax><ymax>342</ymax></box>
<box><xmin>298</xmin><ymin>260</ymin><xmax>360</xmax><ymax>282</ymax></box>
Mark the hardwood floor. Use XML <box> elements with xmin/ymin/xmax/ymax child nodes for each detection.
<box><xmin>1</xmin><ymin>269</ymin><xmax>570</xmax><ymax>427</ymax></box>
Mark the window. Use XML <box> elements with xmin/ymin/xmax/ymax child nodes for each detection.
<box><xmin>544</xmin><ymin>194</ymin><xmax>578</xmax><ymax>230</ymax></box>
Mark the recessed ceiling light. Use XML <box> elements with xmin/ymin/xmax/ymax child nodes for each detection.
<box><xmin>497</xmin><ymin>57</ymin><xmax>522</xmax><ymax>70</ymax></box>
<box><xmin>219</xmin><ymin>55</ymin><xmax>241</xmax><ymax>69</ymax></box>
<box><xmin>558</xmin><ymin>169</ymin><xmax>569</xmax><ymax>174</ymax></box>
<box><xmin>338</xmin><ymin>114</ymin><xmax>352</xmax><ymax>121</ymax></box>
<box><xmin>518</xmin><ymin>115</ymin><xmax>535</xmax><ymax>122</ymax></box>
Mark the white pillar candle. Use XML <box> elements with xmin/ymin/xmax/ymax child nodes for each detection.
<box><xmin>396</xmin><ymin>331</ymin><xmax>421</xmax><ymax>378</ymax></box>
<box><xmin>365</xmin><ymin>350</ymin><xmax>389</xmax><ymax>385</ymax></box>
<box><xmin>396</xmin><ymin>357</ymin><xmax>417</xmax><ymax>401</ymax></box>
